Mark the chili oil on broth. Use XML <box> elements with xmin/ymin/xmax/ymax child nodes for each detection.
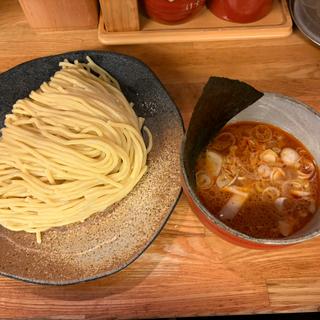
<box><xmin>195</xmin><ymin>121</ymin><xmax>319</xmax><ymax>239</ymax></box>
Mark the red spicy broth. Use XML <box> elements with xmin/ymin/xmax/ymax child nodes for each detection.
<box><xmin>195</xmin><ymin>121</ymin><xmax>319</xmax><ymax>239</ymax></box>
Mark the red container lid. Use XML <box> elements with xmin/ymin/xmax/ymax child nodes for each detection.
<box><xmin>141</xmin><ymin>0</ymin><xmax>206</xmax><ymax>25</ymax></box>
<box><xmin>207</xmin><ymin>0</ymin><xmax>273</xmax><ymax>23</ymax></box>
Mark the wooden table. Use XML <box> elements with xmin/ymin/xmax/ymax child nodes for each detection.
<box><xmin>0</xmin><ymin>1</ymin><xmax>320</xmax><ymax>319</ymax></box>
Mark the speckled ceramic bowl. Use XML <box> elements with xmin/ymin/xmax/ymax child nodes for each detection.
<box><xmin>0</xmin><ymin>51</ymin><xmax>184</xmax><ymax>284</ymax></box>
<box><xmin>181</xmin><ymin>77</ymin><xmax>320</xmax><ymax>249</ymax></box>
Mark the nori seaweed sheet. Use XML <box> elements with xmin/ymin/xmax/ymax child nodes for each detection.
<box><xmin>183</xmin><ymin>77</ymin><xmax>263</xmax><ymax>190</ymax></box>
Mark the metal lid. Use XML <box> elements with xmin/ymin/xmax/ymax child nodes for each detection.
<box><xmin>289</xmin><ymin>0</ymin><xmax>320</xmax><ymax>46</ymax></box>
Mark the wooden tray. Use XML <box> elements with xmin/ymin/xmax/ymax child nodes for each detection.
<box><xmin>98</xmin><ymin>0</ymin><xmax>292</xmax><ymax>45</ymax></box>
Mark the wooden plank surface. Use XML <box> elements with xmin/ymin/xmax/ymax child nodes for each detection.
<box><xmin>0</xmin><ymin>0</ymin><xmax>320</xmax><ymax>319</ymax></box>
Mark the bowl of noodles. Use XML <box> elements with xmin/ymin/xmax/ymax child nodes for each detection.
<box><xmin>181</xmin><ymin>77</ymin><xmax>320</xmax><ymax>249</ymax></box>
<box><xmin>0</xmin><ymin>51</ymin><xmax>184</xmax><ymax>284</ymax></box>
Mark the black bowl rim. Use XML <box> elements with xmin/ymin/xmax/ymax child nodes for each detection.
<box><xmin>181</xmin><ymin>92</ymin><xmax>320</xmax><ymax>246</ymax></box>
<box><xmin>0</xmin><ymin>50</ymin><xmax>185</xmax><ymax>285</ymax></box>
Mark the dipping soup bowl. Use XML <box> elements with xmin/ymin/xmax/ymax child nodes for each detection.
<box><xmin>181</xmin><ymin>79</ymin><xmax>320</xmax><ymax>249</ymax></box>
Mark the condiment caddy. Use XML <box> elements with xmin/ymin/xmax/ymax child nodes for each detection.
<box><xmin>98</xmin><ymin>0</ymin><xmax>292</xmax><ymax>45</ymax></box>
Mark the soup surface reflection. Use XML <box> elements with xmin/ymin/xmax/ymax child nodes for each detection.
<box><xmin>195</xmin><ymin>121</ymin><xmax>319</xmax><ymax>238</ymax></box>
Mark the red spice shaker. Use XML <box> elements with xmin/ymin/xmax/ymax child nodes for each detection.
<box><xmin>207</xmin><ymin>0</ymin><xmax>273</xmax><ymax>23</ymax></box>
<box><xmin>141</xmin><ymin>0</ymin><xmax>206</xmax><ymax>25</ymax></box>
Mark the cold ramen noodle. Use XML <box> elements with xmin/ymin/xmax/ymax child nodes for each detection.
<box><xmin>0</xmin><ymin>57</ymin><xmax>152</xmax><ymax>243</ymax></box>
<box><xmin>196</xmin><ymin>121</ymin><xmax>319</xmax><ymax>239</ymax></box>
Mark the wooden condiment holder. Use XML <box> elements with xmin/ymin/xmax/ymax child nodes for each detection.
<box><xmin>18</xmin><ymin>0</ymin><xmax>99</xmax><ymax>31</ymax></box>
<box><xmin>98</xmin><ymin>0</ymin><xmax>292</xmax><ymax>45</ymax></box>
<box><xmin>99</xmin><ymin>0</ymin><xmax>140</xmax><ymax>32</ymax></box>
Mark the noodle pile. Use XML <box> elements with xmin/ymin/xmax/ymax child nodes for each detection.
<box><xmin>0</xmin><ymin>56</ymin><xmax>152</xmax><ymax>243</ymax></box>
